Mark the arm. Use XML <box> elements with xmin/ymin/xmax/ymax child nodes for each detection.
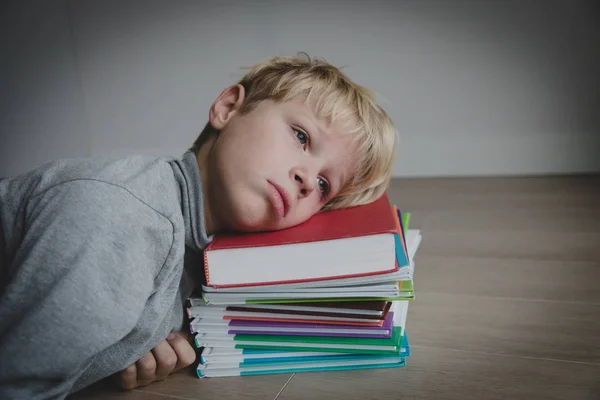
<box><xmin>114</xmin><ymin>287</ymin><xmax>198</xmax><ymax>390</ymax></box>
<box><xmin>0</xmin><ymin>180</ymin><xmax>173</xmax><ymax>399</ymax></box>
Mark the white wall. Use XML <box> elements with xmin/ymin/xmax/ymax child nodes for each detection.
<box><xmin>0</xmin><ymin>0</ymin><xmax>90</xmax><ymax>177</ymax></box>
<box><xmin>1</xmin><ymin>0</ymin><xmax>599</xmax><ymax>178</ymax></box>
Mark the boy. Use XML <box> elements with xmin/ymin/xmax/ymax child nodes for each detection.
<box><xmin>0</xmin><ymin>54</ymin><xmax>397</xmax><ymax>398</ymax></box>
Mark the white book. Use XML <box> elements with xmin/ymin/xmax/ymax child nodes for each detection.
<box><xmin>202</xmin><ymin>196</ymin><xmax>406</xmax><ymax>288</ymax></box>
<box><xmin>201</xmin><ymin>229</ymin><xmax>421</xmax><ymax>293</ymax></box>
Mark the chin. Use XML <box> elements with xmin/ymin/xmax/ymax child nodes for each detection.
<box><xmin>232</xmin><ymin>219</ymin><xmax>277</xmax><ymax>233</ymax></box>
<box><xmin>232</xmin><ymin>213</ymin><xmax>309</xmax><ymax>233</ymax></box>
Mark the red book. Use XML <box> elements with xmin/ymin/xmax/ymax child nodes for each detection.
<box><xmin>204</xmin><ymin>194</ymin><xmax>400</xmax><ymax>289</ymax></box>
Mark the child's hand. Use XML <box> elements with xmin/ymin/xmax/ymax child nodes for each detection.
<box><xmin>114</xmin><ymin>331</ymin><xmax>197</xmax><ymax>390</ymax></box>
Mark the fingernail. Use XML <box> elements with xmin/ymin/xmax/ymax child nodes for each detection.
<box><xmin>167</xmin><ymin>332</ymin><xmax>176</xmax><ymax>340</ymax></box>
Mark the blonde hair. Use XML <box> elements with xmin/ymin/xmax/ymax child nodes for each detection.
<box><xmin>192</xmin><ymin>53</ymin><xmax>398</xmax><ymax>210</ymax></box>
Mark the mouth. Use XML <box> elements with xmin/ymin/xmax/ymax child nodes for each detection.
<box><xmin>267</xmin><ymin>180</ymin><xmax>291</xmax><ymax>218</ymax></box>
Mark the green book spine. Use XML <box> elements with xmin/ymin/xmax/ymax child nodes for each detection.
<box><xmin>238</xmin><ymin>359</ymin><xmax>406</xmax><ymax>375</ymax></box>
<box><xmin>233</xmin><ymin>327</ymin><xmax>402</xmax><ymax>347</ymax></box>
<box><xmin>244</xmin><ymin>293</ymin><xmax>414</xmax><ymax>304</ymax></box>
<box><xmin>401</xmin><ymin>212</ymin><xmax>411</xmax><ymax>233</ymax></box>
<box><xmin>235</xmin><ymin>344</ymin><xmax>402</xmax><ymax>356</ymax></box>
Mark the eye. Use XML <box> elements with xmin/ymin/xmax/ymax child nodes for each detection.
<box><xmin>317</xmin><ymin>177</ymin><xmax>330</xmax><ymax>198</ymax></box>
<box><xmin>293</xmin><ymin>128</ymin><xmax>308</xmax><ymax>147</ymax></box>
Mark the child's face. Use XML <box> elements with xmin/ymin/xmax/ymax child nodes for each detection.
<box><xmin>204</xmin><ymin>85</ymin><xmax>357</xmax><ymax>233</ymax></box>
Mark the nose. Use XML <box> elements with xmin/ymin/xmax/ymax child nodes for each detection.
<box><xmin>293</xmin><ymin>169</ymin><xmax>316</xmax><ymax>198</ymax></box>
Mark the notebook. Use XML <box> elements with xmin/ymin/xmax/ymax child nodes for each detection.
<box><xmin>203</xmin><ymin>194</ymin><xmax>403</xmax><ymax>288</ymax></box>
<box><xmin>196</xmin><ymin>322</ymin><xmax>411</xmax><ymax>378</ymax></box>
<box><xmin>199</xmin><ymin>332</ymin><xmax>410</xmax><ymax>366</ymax></box>
<box><xmin>224</xmin><ymin>300</ymin><xmax>391</xmax><ymax>316</ymax></box>
<box><xmin>200</xmin><ymin>209</ymin><xmax>415</xmax><ymax>294</ymax></box>
<box><xmin>190</xmin><ymin>312</ymin><xmax>395</xmax><ymax>338</ymax></box>
<box><xmin>188</xmin><ymin>307</ymin><xmax>390</xmax><ymax>326</ymax></box>
<box><xmin>198</xmin><ymin>228</ymin><xmax>421</xmax><ymax>305</ymax></box>
<box><xmin>197</xmin><ymin>355</ymin><xmax>406</xmax><ymax>378</ymax></box>
<box><xmin>191</xmin><ymin>300</ymin><xmax>409</xmax><ymax>355</ymax></box>
<box><xmin>226</xmin><ymin>324</ymin><xmax>403</xmax><ymax>355</ymax></box>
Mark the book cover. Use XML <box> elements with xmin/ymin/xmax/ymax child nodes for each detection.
<box><xmin>205</xmin><ymin>194</ymin><xmax>397</xmax><ymax>250</ymax></box>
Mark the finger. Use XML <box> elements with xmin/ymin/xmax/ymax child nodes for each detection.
<box><xmin>136</xmin><ymin>351</ymin><xmax>158</xmax><ymax>382</ymax></box>
<box><xmin>172</xmin><ymin>330</ymin><xmax>196</xmax><ymax>349</ymax></box>
<box><xmin>115</xmin><ymin>364</ymin><xmax>140</xmax><ymax>391</ymax></box>
<box><xmin>167</xmin><ymin>332</ymin><xmax>198</xmax><ymax>371</ymax></box>
<box><xmin>151</xmin><ymin>339</ymin><xmax>178</xmax><ymax>381</ymax></box>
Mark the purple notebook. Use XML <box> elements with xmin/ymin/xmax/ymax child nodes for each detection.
<box><xmin>223</xmin><ymin>312</ymin><xmax>395</xmax><ymax>338</ymax></box>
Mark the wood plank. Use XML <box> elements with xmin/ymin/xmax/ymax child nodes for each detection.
<box><xmin>387</xmin><ymin>176</ymin><xmax>600</xmax><ymax>212</ymax></box>
<box><xmin>277</xmin><ymin>346</ymin><xmax>600</xmax><ymax>400</ymax></box>
<box><xmin>68</xmin><ymin>379</ymin><xmax>171</xmax><ymax>400</ymax></box>
<box><xmin>134</xmin><ymin>370</ymin><xmax>293</xmax><ymax>400</ymax></box>
<box><xmin>415</xmin><ymin>230</ymin><xmax>600</xmax><ymax>262</ymax></box>
<box><xmin>413</xmin><ymin>255</ymin><xmax>600</xmax><ymax>304</ymax></box>
<box><xmin>72</xmin><ymin>392</ymin><xmax>168</xmax><ymax>400</ymax></box>
<box><xmin>389</xmin><ymin>175</ymin><xmax>600</xmax><ymax>197</ymax></box>
<box><xmin>407</xmin><ymin>293</ymin><xmax>600</xmax><ymax>364</ymax></box>
<box><xmin>406</xmin><ymin>208</ymin><xmax>600</xmax><ymax>233</ymax></box>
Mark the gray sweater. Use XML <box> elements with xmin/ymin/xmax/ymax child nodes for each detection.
<box><xmin>0</xmin><ymin>151</ymin><xmax>212</xmax><ymax>399</ymax></box>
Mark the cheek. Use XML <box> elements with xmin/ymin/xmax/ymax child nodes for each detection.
<box><xmin>287</xmin><ymin>201</ymin><xmax>322</xmax><ymax>226</ymax></box>
<box><xmin>218</xmin><ymin>135</ymin><xmax>263</xmax><ymax>176</ymax></box>
<box><xmin>255</xmin><ymin>137</ymin><xmax>294</xmax><ymax>172</ymax></box>
<box><xmin>227</xmin><ymin>190</ymin><xmax>271</xmax><ymax>232</ymax></box>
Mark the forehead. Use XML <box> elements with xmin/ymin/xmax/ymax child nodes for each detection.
<box><xmin>276</xmin><ymin>98</ymin><xmax>358</xmax><ymax>137</ymax></box>
<box><xmin>319</xmin><ymin>125</ymin><xmax>359</xmax><ymax>181</ymax></box>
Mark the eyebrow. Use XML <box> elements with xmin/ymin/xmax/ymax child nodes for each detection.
<box><xmin>296</xmin><ymin>109</ymin><xmax>325</xmax><ymax>138</ymax></box>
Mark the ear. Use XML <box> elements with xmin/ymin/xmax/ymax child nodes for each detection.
<box><xmin>209</xmin><ymin>84</ymin><xmax>246</xmax><ymax>130</ymax></box>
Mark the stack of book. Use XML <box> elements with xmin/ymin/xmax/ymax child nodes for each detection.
<box><xmin>186</xmin><ymin>194</ymin><xmax>422</xmax><ymax>378</ymax></box>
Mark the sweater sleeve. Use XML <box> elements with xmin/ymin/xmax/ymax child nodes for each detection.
<box><xmin>0</xmin><ymin>179</ymin><xmax>174</xmax><ymax>400</ymax></box>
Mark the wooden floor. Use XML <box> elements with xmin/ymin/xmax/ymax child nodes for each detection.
<box><xmin>69</xmin><ymin>175</ymin><xmax>600</xmax><ymax>400</ymax></box>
